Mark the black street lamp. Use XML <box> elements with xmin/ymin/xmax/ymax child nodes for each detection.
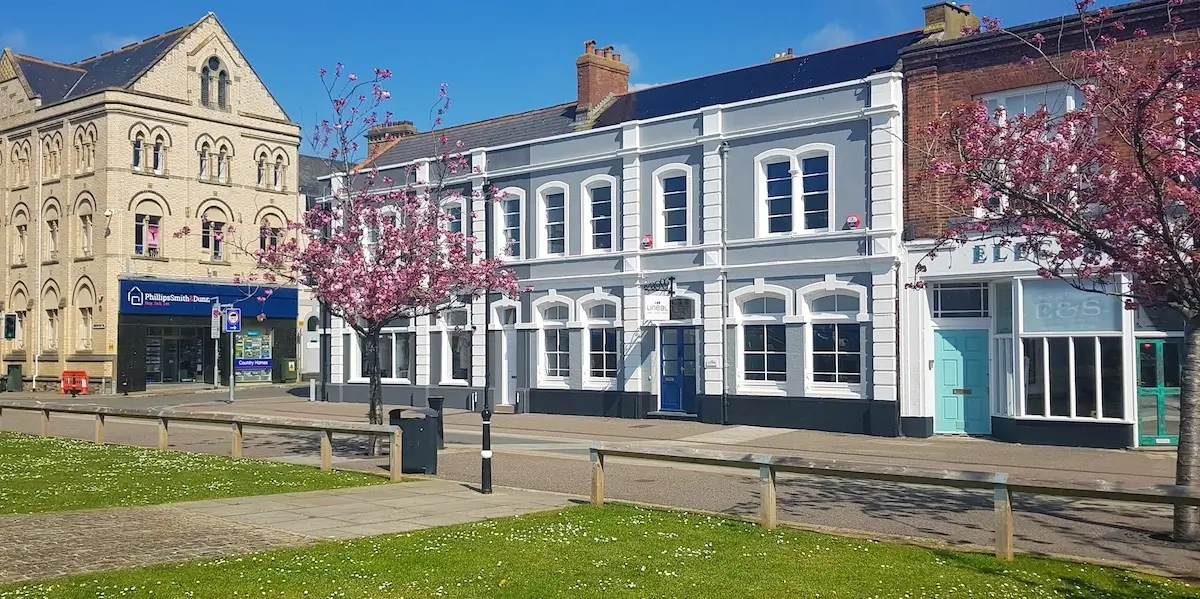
<box><xmin>480</xmin><ymin>183</ymin><xmax>494</xmax><ymax>494</ymax></box>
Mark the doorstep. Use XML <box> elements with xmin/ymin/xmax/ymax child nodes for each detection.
<box><xmin>646</xmin><ymin>410</ymin><xmax>699</xmax><ymax>421</ymax></box>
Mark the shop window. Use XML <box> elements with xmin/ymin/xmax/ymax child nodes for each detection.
<box><xmin>544</xmin><ymin>329</ymin><xmax>570</xmax><ymax>378</ymax></box>
<box><xmin>588</xmin><ymin>328</ymin><xmax>618</xmax><ymax>379</ymax></box>
<box><xmin>994</xmin><ymin>282</ymin><xmax>1013</xmax><ymax>334</ymax></box>
<box><xmin>740</xmin><ymin>295</ymin><xmax>787</xmax><ymax>384</ymax></box>
<box><xmin>932</xmin><ymin>283</ymin><xmax>989</xmax><ymax>318</ymax></box>
<box><xmin>811</xmin><ymin>324</ymin><xmax>861</xmax><ymax>384</ymax></box>
<box><xmin>1022</xmin><ymin>336</ymin><xmax>1123</xmax><ymax>419</ymax></box>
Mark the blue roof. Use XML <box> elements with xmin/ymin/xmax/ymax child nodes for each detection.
<box><xmin>594</xmin><ymin>30</ymin><xmax>925</xmax><ymax>127</ymax></box>
<box><xmin>367</xmin><ymin>29</ymin><xmax>924</xmax><ymax>171</ymax></box>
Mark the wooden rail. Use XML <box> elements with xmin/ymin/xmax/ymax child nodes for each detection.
<box><xmin>0</xmin><ymin>400</ymin><xmax>404</xmax><ymax>482</ymax></box>
<box><xmin>589</xmin><ymin>442</ymin><xmax>1200</xmax><ymax>561</ymax></box>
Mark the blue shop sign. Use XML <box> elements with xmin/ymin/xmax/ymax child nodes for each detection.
<box><xmin>120</xmin><ymin>279</ymin><xmax>298</xmax><ymax>319</ymax></box>
<box><xmin>235</xmin><ymin>358</ymin><xmax>272</xmax><ymax>370</ymax></box>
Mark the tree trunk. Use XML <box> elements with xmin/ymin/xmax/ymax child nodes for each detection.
<box><xmin>365</xmin><ymin>332</ymin><xmax>383</xmax><ymax>457</ymax></box>
<box><xmin>1175</xmin><ymin>322</ymin><xmax>1200</xmax><ymax>541</ymax></box>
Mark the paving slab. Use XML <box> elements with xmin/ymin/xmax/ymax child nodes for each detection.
<box><xmin>0</xmin><ymin>479</ymin><xmax>573</xmax><ymax>584</ymax></box>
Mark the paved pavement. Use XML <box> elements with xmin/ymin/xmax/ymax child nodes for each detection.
<box><xmin>0</xmin><ymin>479</ymin><xmax>572</xmax><ymax>584</ymax></box>
<box><xmin>4</xmin><ymin>390</ymin><xmax>1198</xmax><ymax>578</ymax></box>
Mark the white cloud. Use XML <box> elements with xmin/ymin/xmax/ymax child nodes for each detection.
<box><xmin>0</xmin><ymin>30</ymin><xmax>29</xmax><ymax>52</ymax></box>
<box><xmin>630</xmin><ymin>82</ymin><xmax>660</xmax><ymax>91</ymax></box>
<box><xmin>611</xmin><ymin>44</ymin><xmax>640</xmax><ymax>73</ymax></box>
<box><xmin>799</xmin><ymin>23</ymin><xmax>857</xmax><ymax>54</ymax></box>
<box><xmin>91</xmin><ymin>33</ymin><xmax>141</xmax><ymax>51</ymax></box>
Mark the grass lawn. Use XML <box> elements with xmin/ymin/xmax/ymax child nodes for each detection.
<box><xmin>1</xmin><ymin>504</ymin><xmax>1195</xmax><ymax>599</ymax></box>
<box><xmin>0</xmin><ymin>432</ymin><xmax>383</xmax><ymax>513</ymax></box>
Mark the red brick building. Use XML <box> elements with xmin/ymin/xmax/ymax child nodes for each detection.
<box><xmin>896</xmin><ymin>1</ymin><xmax>1200</xmax><ymax>448</ymax></box>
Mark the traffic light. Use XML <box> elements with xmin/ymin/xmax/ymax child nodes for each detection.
<box><xmin>3</xmin><ymin>314</ymin><xmax>15</xmax><ymax>340</ymax></box>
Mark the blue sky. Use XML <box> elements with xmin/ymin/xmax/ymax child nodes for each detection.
<box><xmin>2</xmin><ymin>0</ymin><xmax>1118</xmax><ymax>156</ymax></box>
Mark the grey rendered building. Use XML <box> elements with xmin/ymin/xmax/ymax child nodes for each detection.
<box><xmin>322</xmin><ymin>32</ymin><xmax>919</xmax><ymax>435</ymax></box>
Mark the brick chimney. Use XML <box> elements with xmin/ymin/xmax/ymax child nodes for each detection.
<box><xmin>576</xmin><ymin>40</ymin><xmax>630</xmax><ymax>116</ymax></box>
<box><xmin>922</xmin><ymin>2</ymin><xmax>980</xmax><ymax>41</ymax></box>
<box><xmin>366</xmin><ymin>121</ymin><xmax>418</xmax><ymax>157</ymax></box>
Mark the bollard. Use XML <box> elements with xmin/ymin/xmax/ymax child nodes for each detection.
<box><xmin>480</xmin><ymin>393</ymin><xmax>492</xmax><ymax>494</ymax></box>
<box><xmin>309</xmin><ymin>378</ymin><xmax>317</xmax><ymax>402</ymax></box>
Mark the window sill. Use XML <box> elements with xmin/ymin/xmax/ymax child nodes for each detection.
<box><xmin>10</xmin><ymin>263</ymin><xmax>27</xmax><ymax>269</ymax></box>
<box><xmin>1011</xmin><ymin>414</ymin><xmax>1130</xmax><ymax>423</ymax></box>
<box><xmin>11</xmin><ymin>185</ymin><xmax>29</xmax><ymax>192</ymax></box>
<box><xmin>41</xmin><ymin>260</ymin><xmax>59</xmax><ymax>266</ymax></box>
<box><xmin>200</xmin><ymin>178</ymin><xmax>233</xmax><ymax>187</ymax></box>
<box><xmin>132</xmin><ymin>169</ymin><xmax>169</xmax><ymax>179</ymax></box>
<box><xmin>539</xmin><ymin>377</ymin><xmax>570</xmax><ymax>390</ymax></box>
<box><xmin>4</xmin><ymin>351</ymin><xmax>27</xmax><ymax>361</ymax></box>
<box><xmin>256</xmin><ymin>185</ymin><xmax>290</xmax><ymax>195</ymax></box>
<box><xmin>735</xmin><ymin>382</ymin><xmax>788</xmax><ymax>396</ymax></box>
<box><xmin>132</xmin><ymin>255</ymin><xmax>168</xmax><ymax>262</ymax></box>
<box><xmin>439</xmin><ymin>379</ymin><xmax>470</xmax><ymax>387</ymax></box>
<box><xmin>74</xmin><ymin>171</ymin><xmax>95</xmax><ymax>180</ymax></box>
<box><xmin>38</xmin><ymin>352</ymin><xmax>60</xmax><ymax>360</ymax></box>
<box><xmin>583</xmin><ymin>378</ymin><xmax>617</xmax><ymax>391</ymax></box>
<box><xmin>75</xmin><ymin>255</ymin><xmax>95</xmax><ymax>263</ymax></box>
<box><xmin>806</xmin><ymin>383</ymin><xmax>865</xmax><ymax>400</ymax></box>
<box><xmin>43</xmin><ymin>177</ymin><xmax>62</xmax><ymax>184</ymax></box>
<box><xmin>200</xmin><ymin>259</ymin><xmax>232</xmax><ymax>266</ymax></box>
<box><xmin>347</xmin><ymin>377</ymin><xmax>413</xmax><ymax>385</ymax></box>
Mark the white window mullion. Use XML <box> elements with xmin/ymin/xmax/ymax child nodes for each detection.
<box><xmin>1068</xmin><ymin>336</ymin><xmax>1077</xmax><ymax>418</ymax></box>
<box><xmin>1094</xmin><ymin>336</ymin><xmax>1104</xmax><ymax>419</ymax></box>
<box><xmin>1042</xmin><ymin>337</ymin><xmax>1051</xmax><ymax>417</ymax></box>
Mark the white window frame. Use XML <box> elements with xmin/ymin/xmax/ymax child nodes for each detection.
<box><xmin>536</xmin><ymin>182</ymin><xmax>569</xmax><ymax>257</ymax></box>
<box><xmin>754</xmin><ymin>149</ymin><xmax>797</xmax><ymax>237</ymax></box>
<box><xmin>799</xmin><ymin>281</ymin><xmax>870</xmax><ymax>400</ymax></box>
<box><xmin>79</xmin><ymin>213</ymin><xmax>93</xmax><ymax>257</ymax></box>
<box><xmin>753</xmin><ymin>144</ymin><xmax>835</xmax><ymax>237</ymax></box>
<box><xmin>652</xmin><ymin>163</ymin><xmax>693</xmax><ymax>248</ymax></box>
<box><xmin>443</xmin><ymin>199</ymin><xmax>464</xmax><ymax>235</ymax></box>
<box><xmin>43</xmin><ymin>307</ymin><xmax>59</xmax><ymax>352</ymax></box>
<box><xmin>440</xmin><ymin>308</ymin><xmax>472</xmax><ymax>386</ymax></box>
<box><xmin>579</xmin><ymin>291</ymin><xmax>622</xmax><ymax>389</ymax></box>
<box><xmin>495</xmin><ymin>186</ymin><xmax>524</xmax><ymax>260</ymax></box>
<box><xmin>349</xmin><ymin>322</ymin><xmax>415</xmax><ymax>385</ymax></box>
<box><xmin>533</xmin><ymin>295</ymin><xmax>575</xmax><ymax>389</ymax></box>
<box><xmin>729</xmin><ymin>284</ymin><xmax>796</xmax><ymax>396</ymax></box>
<box><xmin>581</xmin><ymin>174</ymin><xmax>618</xmax><ymax>255</ymax></box>
<box><xmin>77</xmin><ymin>305</ymin><xmax>93</xmax><ymax>351</ymax></box>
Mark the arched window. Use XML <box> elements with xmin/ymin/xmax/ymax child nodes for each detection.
<box><xmin>73</xmin><ymin>130</ymin><xmax>84</xmax><ymax>173</ymax></box>
<box><xmin>259</xmin><ymin>213</ymin><xmax>283</xmax><ymax>251</ymax></box>
<box><xmin>217</xmin><ymin>70</ymin><xmax>229</xmax><ymax>108</ymax></box>
<box><xmin>440</xmin><ymin>307</ymin><xmax>472</xmax><ymax>385</ymax></box>
<box><xmin>730</xmin><ymin>284</ymin><xmax>795</xmax><ymax>394</ymax></box>
<box><xmin>75</xmin><ymin>281</ymin><xmax>95</xmax><ymax>351</ymax></box>
<box><xmin>12</xmin><ymin>207</ymin><xmax>29</xmax><ymax>265</ymax></box>
<box><xmin>199</xmin><ymin>143</ymin><xmax>210</xmax><ymax>179</ymax></box>
<box><xmin>42</xmin><ymin>284</ymin><xmax>60</xmax><ymax>353</ymax></box>
<box><xmin>132</xmin><ymin>133</ymin><xmax>144</xmax><ymax>170</ymax></box>
<box><xmin>799</xmin><ymin>279</ymin><xmax>868</xmax><ymax>398</ymax></box>
<box><xmin>581</xmin><ymin>174</ymin><xmax>617</xmax><ymax>253</ymax></box>
<box><xmin>9</xmin><ymin>285</ymin><xmax>28</xmax><ymax>351</ymax></box>
<box><xmin>536</xmin><ymin>183</ymin><xmax>569</xmax><ymax>257</ymax></box>
<box><xmin>76</xmin><ymin>196</ymin><xmax>94</xmax><ymax>257</ymax></box>
<box><xmin>201</xmin><ymin>206</ymin><xmax>229</xmax><ymax>261</ymax></box>
<box><xmin>44</xmin><ymin>203</ymin><xmax>60</xmax><ymax>261</ymax></box>
<box><xmin>539</xmin><ymin>301</ymin><xmax>572</xmax><ymax>383</ymax></box>
<box><xmin>85</xmin><ymin>128</ymin><xmax>96</xmax><ymax>170</ymax></box>
<box><xmin>306</xmin><ymin>316</ymin><xmax>320</xmax><ymax>332</ymax></box>
<box><xmin>496</xmin><ymin>187</ymin><xmax>524</xmax><ymax>259</ymax></box>
<box><xmin>152</xmin><ymin>135</ymin><xmax>165</xmax><ymax>174</ymax></box>
<box><xmin>273</xmin><ymin>156</ymin><xmax>284</xmax><ymax>190</ymax></box>
<box><xmin>217</xmin><ymin>145</ymin><xmax>228</xmax><ymax>183</ymax></box>
<box><xmin>134</xmin><ymin>198</ymin><xmax>164</xmax><ymax>257</ymax></box>
<box><xmin>652</xmin><ymin>163</ymin><xmax>693</xmax><ymax>246</ymax></box>
<box><xmin>257</xmin><ymin>153</ymin><xmax>267</xmax><ymax>186</ymax></box>
<box><xmin>581</xmin><ymin>297</ymin><xmax>620</xmax><ymax>385</ymax></box>
<box><xmin>200</xmin><ymin>65</ymin><xmax>211</xmax><ymax>106</ymax></box>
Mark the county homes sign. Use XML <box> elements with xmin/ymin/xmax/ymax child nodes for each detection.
<box><xmin>120</xmin><ymin>279</ymin><xmax>298</xmax><ymax>319</ymax></box>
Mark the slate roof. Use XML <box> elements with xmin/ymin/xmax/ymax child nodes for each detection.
<box><xmin>298</xmin><ymin>154</ymin><xmax>333</xmax><ymax>199</ymax></box>
<box><xmin>7</xmin><ymin>22</ymin><xmax>196</xmax><ymax>106</ymax></box>
<box><xmin>368</xmin><ymin>30</ymin><xmax>925</xmax><ymax>169</ymax></box>
<box><xmin>366</xmin><ymin>103</ymin><xmax>578</xmax><ymax>168</ymax></box>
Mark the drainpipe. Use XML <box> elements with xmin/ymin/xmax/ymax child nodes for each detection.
<box><xmin>718</xmin><ymin>141</ymin><xmax>730</xmax><ymax>425</ymax></box>
<box><xmin>34</xmin><ymin>133</ymin><xmax>43</xmax><ymax>386</ymax></box>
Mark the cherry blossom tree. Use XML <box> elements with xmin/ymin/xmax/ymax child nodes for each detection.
<box><xmin>254</xmin><ymin>66</ymin><xmax>520</xmax><ymax>433</ymax></box>
<box><xmin>913</xmin><ymin>0</ymin><xmax>1200</xmax><ymax>539</ymax></box>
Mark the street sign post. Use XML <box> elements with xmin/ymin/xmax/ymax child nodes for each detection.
<box><xmin>224</xmin><ymin>307</ymin><xmax>241</xmax><ymax>404</ymax></box>
<box><xmin>210</xmin><ymin>302</ymin><xmax>221</xmax><ymax>339</ymax></box>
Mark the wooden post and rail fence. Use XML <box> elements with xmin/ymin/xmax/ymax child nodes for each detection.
<box><xmin>0</xmin><ymin>399</ymin><xmax>402</xmax><ymax>482</ymax></box>
<box><xmin>588</xmin><ymin>442</ymin><xmax>1200</xmax><ymax>562</ymax></box>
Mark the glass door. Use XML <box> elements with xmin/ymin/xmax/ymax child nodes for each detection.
<box><xmin>1136</xmin><ymin>339</ymin><xmax>1181</xmax><ymax>447</ymax></box>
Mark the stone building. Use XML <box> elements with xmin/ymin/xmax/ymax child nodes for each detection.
<box><xmin>0</xmin><ymin>13</ymin><xmax>301</xmax><ymax>392</ymax></box>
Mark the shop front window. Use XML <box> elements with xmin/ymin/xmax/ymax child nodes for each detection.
<box><xmin>1021</xmin><ymin>335</ymin><xmax>1123</xmax><ymax>419</ymax></box>
<box><xmin>234</xmin><ymin>328</ymin><xmax>273</xmax><ymax>383</ymax></box>
<box><xmin>144</xmin><ymin>326</ymin><xmax>209</xmax><ymax>384</ymax></box>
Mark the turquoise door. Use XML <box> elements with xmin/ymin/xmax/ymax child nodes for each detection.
<box><xmin>934</xmin><ymin>329</ymin><xmax>991</xmax><ymax>435</ymax></box>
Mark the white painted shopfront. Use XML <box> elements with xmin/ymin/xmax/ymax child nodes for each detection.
<box><xmin>899</xmin><ymin>239</ymin><xmax>1182</xmax><ymax>449</ymax></box>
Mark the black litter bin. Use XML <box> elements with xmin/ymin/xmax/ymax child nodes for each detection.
<box><xmin>388</xmin><ymin>408</ymin><xmax>439</xmax><ymax>475</ymax></box>
<box><xmin>427</xmin><ymin>397</ymin><xmax>445</xmax><ymax>450</ymax></box>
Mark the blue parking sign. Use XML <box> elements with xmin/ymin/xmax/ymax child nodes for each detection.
<box><xmin>225</xmin><ymin>307</ymin><xmax>242</xmax><ymax>333</ymax></box>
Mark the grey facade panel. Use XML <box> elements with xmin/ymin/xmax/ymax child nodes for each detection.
<box><xmin>722</xmin><ymin>85</ymin><xmax>869</xmax><ymax>133</ymax></box>
<box><xmin>640</xmin><ymin>251</ymin><xmax>706</xmax><ymax>272</ymax></box>
<box><xmin>639</xmin><ymin>115</ymin><xmax>703</xmax><ymax>147</ymax></box>
<box><xmin>430</xmin><ymin>331</ymin><xmax>442</xmax><ymax>384</ymax></box>
<box><xmin>638</xmin><ymin>147</ymin><xmax>704</xmax><ymax>244</ymax></box>
<box><xmin>342</xmin><ymin>332</ymin><xmax>352</xmax><ymax>382</ymax></box>
<box><xmin>726</xmin><ymin>238</ymin><xmax>866</xmax><ymax>265</ymax></box>
<box><xmin>526</xmin><ymin>161</ymin><xmax>623</xmax><ymax>258</ymax></box>
<box><xmin>517</xmin><ymin>256</ymin><xmax>625</xmax><ymax>283</ymax></box>
<box><xmin>528</xmin><ymin>129</ymin><xmax>621</xmax><ymax>166</ymax></box>
<box><xmin>489</xmin><ymin>146</ymin><xmax>531</xmax><ymax>171</ymax></box>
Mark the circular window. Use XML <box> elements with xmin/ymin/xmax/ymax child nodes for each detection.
<box><xmin>207</xmin><ymin>57</ymin><xmax>220</xmax><ymax>71</ymax></box>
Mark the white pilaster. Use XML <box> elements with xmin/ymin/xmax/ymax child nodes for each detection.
<box><xmin>871</xmin><ymin>266</ymin><xmax>898</xmax><ymax>402</ymax></box>
<box><xmin>702</xmin><ymin>280</ymin><xmax>724</xmax><ymax>395</ymax></box>
<box><xmin>415</xmin><ymin>315</ymin><xmax>431</xmax><ymax>386</ymax></box>
<box><xmin>471</xmin><ymin>301</ymin><xmax>487</xmax><ymax>387</ymax></box>
<box><xmin>621</xmin><ymin>289</ymin><xmax>644</xmax><ymax>392</ymax></box>
<box><xmin>701</xmin><ymin>143</ymin><xmax>724</xmax><ymax>246</ymax></box>
<box><xmin>621</xmin><ymin>154</ymin><xmax>641</xmax><ymax>252</ymax></box>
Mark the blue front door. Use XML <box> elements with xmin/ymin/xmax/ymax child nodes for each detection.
<box><xmin>659</xmin><ymin>327</ymin><xmax>697</xmax><ymax>413</ymax></box>
<box><xmin>934</xmin><ymin>329</ymin><xmax>991</xmax><ymax>435</ymax></box>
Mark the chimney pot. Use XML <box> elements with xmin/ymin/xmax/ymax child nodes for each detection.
<box><xmin>576</xmin><ymin>39</ymin><xmax>631</xmax><ymax>117</ymax></box>
<box><xmin>613</xmin><ymin>53</ymin><xmax>621</xmax><ymax>62</ymax></box>
<box><xmin>584</xmin><ymin>40</ymin><xmax>596</xmax><ymax>54</ymax></box>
